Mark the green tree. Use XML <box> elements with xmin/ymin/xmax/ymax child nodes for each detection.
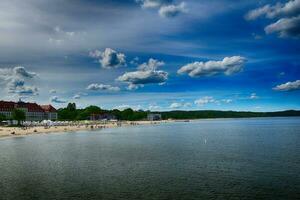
<box><xmin>12</xmin><ymin>109</ymin><xmax>26</xmax><ymax>125</ymax></box>
<box><xmin>0</xmin><ymin>113</ymin><xmax>6</xmax><ymax>121</ymax></box>
<box><xmin>76</xmin><ymin>106</ymin><xmax>103</xmax><ymax>120</ymax></box>
<box><xmin>67</xmin><ymin>103</ymin><xmax>76</xmax><ymax>111</ymax></box>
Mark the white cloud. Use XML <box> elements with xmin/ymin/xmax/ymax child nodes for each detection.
<box><xmin>246</xmin><ymin>0</ymin><xmax>300</xmax><ymax>20</ymax></box>
<box><xmin>13</xmin><ymin>66</ymin><xmax>36</xmax><ymax>78</ymax></box>
<box><xmin>246</xmin><ymin>0</ymin><xmax>300</xmax><ymax>38</ymax></box>
<box><xmin>89</xmin><ymin>48</ymin><xmax>126</xmax><ymax>69</ymax></box>
<box><xmin>245</xmin><ymin>5</ymin><xmax>273</xmax><ymax>20</ymax></box>
<box><xmin>117</xmin><ymin>70</ymin><xmax>168</xmax><ymax>87</ymax></box>
<box><xmin>159</xmin><ymin>2</ymin><xmax>186</xmax><ymax>18</ymax></box>
<box><xmin>250</xmin><ymin>93</ymin><xmax>259</xmax><ymax>99</ymax></box>
<box><xmin>86</xmin><ymin>83</ymin><xmax>120</xmax><ymax>92</ymax></box>
<box><xmin>0</xmin><ymin>66</ymin><xmax>38</xmax><ymax>96</ymax></box>
<box><xmin>273</xmin><ymin>80</ymin><xmax>300</xmax><ymax>91</ymax></box>
<box><xmin>50</xmin><ymin>96</ymin><xmax>67</xmax><ymax>103</ymax></box>
<box><xmin>136</xmin><ymin>0</ymin><xmax>172</xmax><ymax>9</ymax></box>
<box><xmin>178</xmin><ymin>56</ymin><xmax>246</xmax><ymax>77</ymax></box>
<box><xmin>194</xmin><ymin>96</ymin><xmax>216</xmax><ymax>106</ymax></box>
<box><xmin>138</xmin><ymin>58</ymin><xmax>165</xmax><ymax>71</ymax></box>
<box><xmin>127</xmin><ymin>83</ymin><xmax>142</xmax><ymax>90</ymax></box>
<box><xmin>169</xmin><ymin>102</ymin><xmax>191</xmax><ymax>109</ymax></box>
<box><xmin>265</xmin><ymin>15</ymin><xmax>300</xmax><ymax>38</ymax></box>
<box><xmin>7</xmin><ymin>78</ymin><xmax>38</xmax><ymax>96</ymax></box>
<box><xmin>136</xmin><ymin>0</ymin><xmax>186</xmax><ymax>18</ymax></box>
<box><xmin>117</xmin><ymin>58</ymin><xmax>168</xmax><ymax>89</ymax></box>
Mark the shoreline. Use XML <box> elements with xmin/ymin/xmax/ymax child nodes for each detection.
<box><xmin>0</xmin><ymin>120</ymin><xmax>172</xmax><ymax>139</ymax></box>
<box><xmin>1</xmin><ymin>116</ymin><xmax>298</xmax><ymax>139</ymax></box>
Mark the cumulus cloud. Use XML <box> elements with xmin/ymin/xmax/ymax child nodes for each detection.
<box><xmin>89</xmin><ymin>48</ymin><xmax>126</xmax><ymax>69</ymax></box>
<box><xmin>13</xmin><ymin>66</ymin><xmax>36</xmax><ymax>78</ymax></box>
<box><xmin>245</xmin><ymin>0</ymin><xmax>300</xmax><ymax>20</ymax></box>
<box><xmin>136</xmin><ymin>0</ymin><xmax>186</xmax><ymax>18</ymax></box>
<box><xmin>138</xmin><ymin>58</ymin><xmax>165</xmax><ymax>71</ymax></box>
<box><xmin>194</xmin><ymin>96</ymin><xmax>216</xmax><ymax>106</ymax></box>
<box><xmin>0</xmin><ymin>66</ymin><xmax>38</xmax><ymax>96</ymax></box>
<box><xmin>245</xmin><ymin>5</ymin><xmax>274</xmax><ymax>20</ymax></box>
<box><xmin>7</xmin><ymin>78</ymin><xmax>38</xmax><ymax>96</ymax></box>
<box><xmin>178</xmin><ymin>56</ymin><xmax>246</xmax><ymax>77</ymax></box>
<box><xmin>86</xmin><ymin>83</ymin><xmax>120</xmax><ymax>92</ymax></box>
<box><xmin>117</xmin><ymin>70</ymin><xmax>168</xmax><ymax>86</ymax></box>
<box><xmin>159</xmin><ymin>2</ymin><xmax>186</xmax><ymax>18</ymax></box>
<box><xmin>117</xmin><ymin>58</ymin><xmax>168</xmax><ymax>89</ymax></box>
<box><xmin>265</xmin><ymin>16</ymin><xmax>300</xmax><ymax>38</ymax></box>
<box><xmin>273</xmin><ymin>80</ymin><xmax>300</xmax><ymax>91</ymax></box>
<box><xmin>51</xmin><ymin>96</ymin><xmax>67</xmax><ymax>103</ymax></box>
<box><xmin>246</xmin><ymin>0</ymin><xmax>300</xmax><ymax>38</ymax></box>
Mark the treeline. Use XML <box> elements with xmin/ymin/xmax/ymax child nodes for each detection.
<box><xmin>57</xmin><ymin>103</ymin><xmax>300</xmax><ymax>121</ymax></box>
<box><xmin>58</xmin><ymin>103</ymin><xmax>147</xmax><ymax>121</ymax></box>
<box><xmin>160</xmin><ymin>110</ymin><xmax>300</xmax><ymax>120</ymax></box>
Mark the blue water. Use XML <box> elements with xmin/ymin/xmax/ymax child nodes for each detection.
<box><xmin>0</xmin><ymin>117</ymin><xmax>300</xmax><ymax>200</ymax></box>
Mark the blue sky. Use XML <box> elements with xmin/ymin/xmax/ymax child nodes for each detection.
<box><xmin>0</xmin><ymin>0</ymin><xmax>299</xmax><ymax>111</ymax></box>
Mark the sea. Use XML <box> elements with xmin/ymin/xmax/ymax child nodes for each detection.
<box><xmin>0</xmin><ymin>117</ymin><xmax>299</xmax><ymax>200</ymax></box>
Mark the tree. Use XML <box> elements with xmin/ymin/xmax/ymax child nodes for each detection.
<box><xmin>67</xmin><ymin>103</ymin><xmax>76</xmax><ymax>111</ymax></box>
<box><xmin>12</xmin><ymin>109</ymin><xmax>26</xmax><ymax>125</ymax></box>
<box><xmin>76</xmin><ymin>106</ymin><xmax>103</xmax><ymax>120</ymax></box>
<box><xmin>0</xmin><ymin>113</ymin><xmax>6</xmax><ymax>122</ymax></box>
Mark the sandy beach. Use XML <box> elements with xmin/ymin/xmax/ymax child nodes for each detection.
<box><xmin>0</xmin><ymin>120</ymin><xmax>171</xmax><ymax>139</ymax></box>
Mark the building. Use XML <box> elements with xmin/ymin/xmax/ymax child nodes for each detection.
<box><xmin>90</xmin><ymin>113</ymin><xmax>116</xmax><ymax>121</ymax></box>
<box><xmin>147</xmin><ymin>113</ymin><xmax>162</xmax><ymax>121</ymax></box>
<box><xmin>40</xmin><ymin>105</ymin><xmax>58</xmax><ymax>121</ymax></box>
<box><xmin>0</xmin><ymin>100</ymin><xmax>58</xmax><ymax>121</ymax></box>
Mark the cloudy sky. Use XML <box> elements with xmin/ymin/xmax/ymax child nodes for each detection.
<box><xmin>0</xmin><ymin>0</ymin><xmax>300</xmax><ymax>111</ymax></box>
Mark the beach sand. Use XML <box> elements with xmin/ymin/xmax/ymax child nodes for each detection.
<box><xmin>0</xmin><ymin>120</ymin><xmax>170</xmax><ymax>139</ymax></box>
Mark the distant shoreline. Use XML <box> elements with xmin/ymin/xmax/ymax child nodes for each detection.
<box><xmin>0</xmin><ymin>120</ymin><xmax>171</xmax><ymax>139</ymax></box>
<box><xmin>1</xmin><ymin>116</ymin><xmax>299</xmax><ymax>139</ymax></box>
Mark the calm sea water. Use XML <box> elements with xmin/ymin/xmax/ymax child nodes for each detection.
<box><xmin>0</xmin><ymin>117</ymin><xmax>300</xmax><ymax>200</ymax></box>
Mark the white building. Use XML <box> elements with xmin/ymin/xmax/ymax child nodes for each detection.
<box><xmin>0</xmin><ymin>100</ymin><xmax>58</xmax><ymax>121</ymax></box>
<box><xmin>147</xmin><ymin>113</ymin><xmax>162</xmax><ymax>121</ymax></box>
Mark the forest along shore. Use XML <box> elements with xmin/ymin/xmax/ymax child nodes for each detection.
<box><xmin>0</xmin><ymin>120</ymin><xmax>171</xmax><ymax>139</ymax></box>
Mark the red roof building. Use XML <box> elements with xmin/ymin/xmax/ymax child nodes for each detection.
<box><xmin>41</xmin><ymin>105</ymin><xmax>57</xmax><ymax>113</ymax></box>
<box><xmin>0</xmin><ymin>100</ymin><xmax>58</xmax><ymax>121</ymax></box>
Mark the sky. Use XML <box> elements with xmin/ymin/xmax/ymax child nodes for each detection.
<box><xmin>0</xmin><ymin>0</ymin><xmax>300</xmax><ymax>111</ymax></box>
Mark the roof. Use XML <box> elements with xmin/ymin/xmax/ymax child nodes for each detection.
<box><xmin>0</xmin><ymin>100</ymin><xmax>57</xmax><ymax>113</ymax></box>
<box><xmin>0</xmin><ymin>101</ymin><xmax>15</xmax><ymax>111</ymax></box>
<box><xmin>23</xmin><ymin>103</ymin><xmax>45</xmax><ymax>112</ymax></box>
<box><xmin>41</xmin><ymin>105</ymin><xmax>57</xmax><ymax>112</ymax></box>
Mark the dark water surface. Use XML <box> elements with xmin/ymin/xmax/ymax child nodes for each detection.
<box><xmin>0</xmin><ymin>117</ymin><xmax>300</xmax><ymax>200</ymax></box>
